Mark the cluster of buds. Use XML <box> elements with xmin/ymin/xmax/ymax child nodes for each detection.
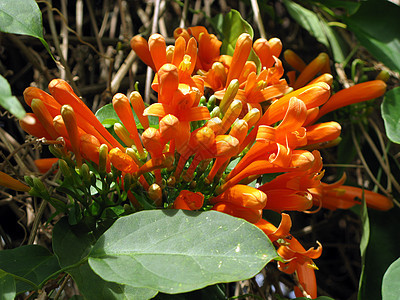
<box><xmin>6</xmin><ymin>26</ymin><xmax>392</xmax><ymax>298</ymax></box>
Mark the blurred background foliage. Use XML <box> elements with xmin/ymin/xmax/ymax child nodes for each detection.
<box><xmin>1</xmin><ymin>0</ymin><xmax>400</xmax><ymax>299</ymax></box>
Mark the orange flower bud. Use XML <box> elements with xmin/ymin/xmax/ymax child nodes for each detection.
<box><xmin>210</xmin><ymin>184</ymin><xmax>267</xmax><ymax>210</ymax></box>
<box><xmin>34</xmin><ymin>158</ymin><xmax>59</xmax><ymax>174</ymax></box>
<box><xmin>142</xmin><ymin>127</ymin><xmax>164</xmax><ymax>156</ymax></box>
<box><xmin>112</xmin><ymin>93</ymin><xmax>144</xmax><ymax>155</ymax></box>
<box><xmin>226</xmin><ymin>33</ymin><xmax>252</xmax><ymax>87</ymax></box>
<box><xmin>269</xmin><ymin>38</ymin><xmax>282</xmax><ymax>58</ymax></box>
<box><xmin>212</xmin><ymin>202</ymin><xmax>262</xmax><ymax>224</ymax></box>
<box><xmin>253</xmin><ymin>38</ymin><xmax>272</xmax><ymax>69</ymax></box>
<box><xmin>130</xmin><ymin>35</ymin><xmax>156</xmax><ymax>71</ymax></box>
<box><xmin>31</xmin><ymin>98</ymin><xmax>59</xmax><ymax>139</ymax></box>
<box><xmin>173</xmin><ymin>190</ymin><xmax>204</xmax><ymax>210</ymax></box>
<box><xmin>317</xmin><ymin>80</ymin><xmax>387</xmax><ymax>119</ymax></box>
<box><xmin>306</xmin><ymin>121</ymin><xmax>341</xmax><ymax>145</ymax></box>
<box><xmin>283</xmin><ymin>49</ymin><xmax>306</xmax><ymax>72</ymax></box>
<box><xmin>294</xmin><ymin>53</ymin><xmax>329</xmax><ymax>89</ymax></box>
<box><xmin>19</xmin><ymin>113</ymin><xmax>52</xmax><ymax>139</ymax></box>
<box><xmin>129</xmin><ymin>91</ymin><xmax>149</xmax><ymax>130</ymax></box>
<box><xmin>0</xmin><ymin>171</ymin><xmax>30</xmax><ymax>192</ymax></box>
<box><xmin>49</xmin><ymin>79</ymin><xmax>123</xmax><ymax>149</ymax></box>
<box><xmin>23</xmin><ymin>87</ymin><xmax>61</xmax><ymax>116</ymax></box>
<box><xmin>109</xmin><ymin>148</ymin><xmax>139</xmax><ymax>173</ymax></box>
<box><xmin>148</xmin><ymin>33</ymin><xmax>167</xmax><ymax>71</ymax></box>
<box><xmin>80</xmin><ymin>134</ymin><xmax>101</xmax><ymax>164</ymax></box>
<box><xmin>61</xmin><ymin>105</ymin><xmax>82</xmax><ymax>166</ymax></box>
<box><xmin>157</xmin><ymin>64</ymin><xmax>179</xmax><ymax>103</ymax></box>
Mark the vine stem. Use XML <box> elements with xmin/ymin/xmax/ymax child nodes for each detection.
<box><xmin>46</xmin><ymin>0</ymin><xmax>80</xmax><ymax>94</ymax></box>
<box><xmin>144</xmin><ymin>0</ymin><xmax>162</xmax><ymax>104</ymax></box>
<box><xmin>351</xmin><ymin>125</ymin><xmax>399</xmax><ymax>208</ymax></box>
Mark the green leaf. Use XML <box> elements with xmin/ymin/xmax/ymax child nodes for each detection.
<box><xmin>0</xmin><ymin>269</ymin><xmax>16</xmax><ymax>300</ymax></box>
<box><xmin>382</xmin><ymin>257</ymin><xmax>400</xmax><ymax>300</ymax></box>
<box><xmin>358</xmin><ymin>199</ymin><xmax>370</xmax><ymax>300</ymax></box>
<box><xmin>381</xmin><ymin>87</ymin><xmax>400</xmax><ymax>144</ymax></box>
<box><xmin>95</xmin><ymin>103</ymin><xmax>158</xmax><ymax>130</ymax></box>
<box><xmin>282</xmin><ymin>0</ymin><xmax>348</xmax><ymax>62</ymax></box>
<box><xmin>345</xmin><ymin>0</ymin><xmax>400</xmax><ymax>72</ymax></box>
<box><xmin>0</xmin><ymin>245</ymin><xmax>60</xmax><ymax>293</ymax></box>
<box><xmin>358</xmin><ymin>207</ymin><xmax>400</xmax><ymax>299</ymax></box>
<box><xmin>217</xmin><ymin>9</ymin><xmax>261</xmax><ymax>71</ymax></box>
<box><xmin>220</xmin><ymin>9</ymin><xmax>254</xmax><ymax>55</ymax></box>
<box><xmin>314</xmin><ymin>0</ymin><xmax>360</xmax><ymax>16</ymax></box>
<box><xmin>0</xmin><ymin>0</ymin><xmax>52</xmax><ymax>58</ymax></box>
<box><xmin>52</xmin><ymin>217</ymin><xmax>157</xmax><ymax>300</ymax></box>
<box><xmin>89</xmin><ymin>210</ymin><xmax>277</xmax><ymax>294</ymax></box>
<box><xmin>0</xmin><ymin>74</ymin><xmax>26</xmax><ymax>119</ymax></box>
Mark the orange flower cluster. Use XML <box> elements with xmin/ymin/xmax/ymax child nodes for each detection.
<box><xmin>13</xmin><ymin>26</ymin><xmax>393</xmax><ymax>298</ymax></box>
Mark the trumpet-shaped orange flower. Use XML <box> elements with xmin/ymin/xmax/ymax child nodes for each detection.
<box><xmin>278</xmin><ymin>238</ymin><xmax>322</xmax><ymax>298</ymax></box>
<box><xmin>310</xmin><ymin>174</ymin><xmax>393</xmax><ymax>211</ymax></box>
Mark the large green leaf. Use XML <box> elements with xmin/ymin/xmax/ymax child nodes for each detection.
<box><xmin>344</xmin><ymin>0</ymin><xmax>400</xmax><ymax>73</ymax></box>
<box><xmin>0</xmin><ymin>245</ymin><xmax>60</xmax><ymax>293</ymax></box>
<box><xmin>358</xmin><ymin>207</ymin><xmax>400</xmax><ymax>299</ymax></box>
<box><xmin>382</xmin><ymin>257</ymin><xmax>400</xmax><ymax>300</ymax></box>
<box><xmin>0</xmin><ymin>269</ymin><xmax>16</xmax><ymax>300</ymax></box>
<box><xmin>381</xmin><ymin>87</ymin><xmax>400</xmax><ymax>144</ymax></box>
<box><xmin>0</xmin><ymin>74</ymin><xmax>26</xmax><ymax>119</ymax></box>
<box><xmin>52</xmin><ymin>217</ymin><xmax>157</xmax><ymax>300</ymax></box>
<box><xmin>282</xmin><ymin>0</ymin><xmax>348</xmax><ymax>62</ymax></box>
<box><xmin>89</xmin><ymin>210</ymin><xmax>277</xmax><ymax>294</ymax></box>
<box><xmin>0</xmin><ymin>0</ymin><xmax>52</xmax><ymax>56</ymax></box>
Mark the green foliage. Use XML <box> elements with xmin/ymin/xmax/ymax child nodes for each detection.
<box><xmin>89</xmin><ymin>210</ymin><xmax>278</xmax><ymax>294</ymax></box>
<box><xmin>344</xmin><ymin>0</ymin><xmax>400</xmax><ymax>73</ymax></box>
<box><xmin>0</xmin><ymin>245</ymin><xmax>61</xmax><ymax>294</ymax></box>
<box><xmin>381</xmin><ymin>87</ymin><xmax>400</xmax><ymax>144</ymax></box>
<box><xmin>282</xmin><ymin>0</ymin><xmax>348</xmax><ymax>63</ymax></box>
<box><xmin>0</xmin><ymin>270</ymin><xmax>16</xmax><ymax>300</ymax></box>
<box><xmin>382</xmin><ymin>257</ymin><xmax>400</xmax><ymax>300</ymax></box>
<box><xmin>358</xmin><ymin>199</ymin><xmax>370</xmax><ymax>300</ymax></box>
<box><xmin>214</xmin><ymin>9</ymin><xmax>261</xmax><ymax>71</ymax></box>
<box><xmin>95</xmin><ymin>103</ymin><xmax>159</xmax><ymax>130</ymax></box>
<box><xmin>0</xmin><ymin>75</ymin><xmax>26</xmax><ymax>119</ymax></box>
<box><xmin>53</xmin><ymin>218</ymin><xmax>157</xmax><ymax>300</ymax></box>
<box><xmin>0</xmin><ymin>0</ymin><xmax>52</xmax><ymax>58</ymax></box>
<box><xmin>359</xmin><ymin>208</ymin><xmax>400</xmax><ymax>299</ymax></box>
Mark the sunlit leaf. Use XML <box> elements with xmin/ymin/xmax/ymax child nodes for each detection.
<box><xmin>89</xmin><ymin>210</ymin><xmax>277</xmax><ymax>294</ymax></box>
<box><xmin>52</xmin><ymin>217</ymin><xmax>157</xmax><ymax>300</ymax></box>
<box><xmin>0</xmin><ymin>75</ymin><xmax>25</xmax><ymax>119</ymax></box>
<box><xmin>216</xmin><ymin>9</ymin><xmax>261</xmax><ymax>71</ymax></box>
<box><xmin>0</xmin><ymin>0</ymin><xmax>52</xmax><ymax>58</ymax></box>
<box><xmin>381</xmin><ymin>87</ymin><xmax>400</xmax><ymax>144</ymax></box>
<box><xmin>382</xmin><ymin>257</ymin><xmax>400</xmax><ymax>300</ymax></box>
<box><xmin>0</xmin><ymin>269</ymin><xmax>16</xmax><ymax>300</ymax></box>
